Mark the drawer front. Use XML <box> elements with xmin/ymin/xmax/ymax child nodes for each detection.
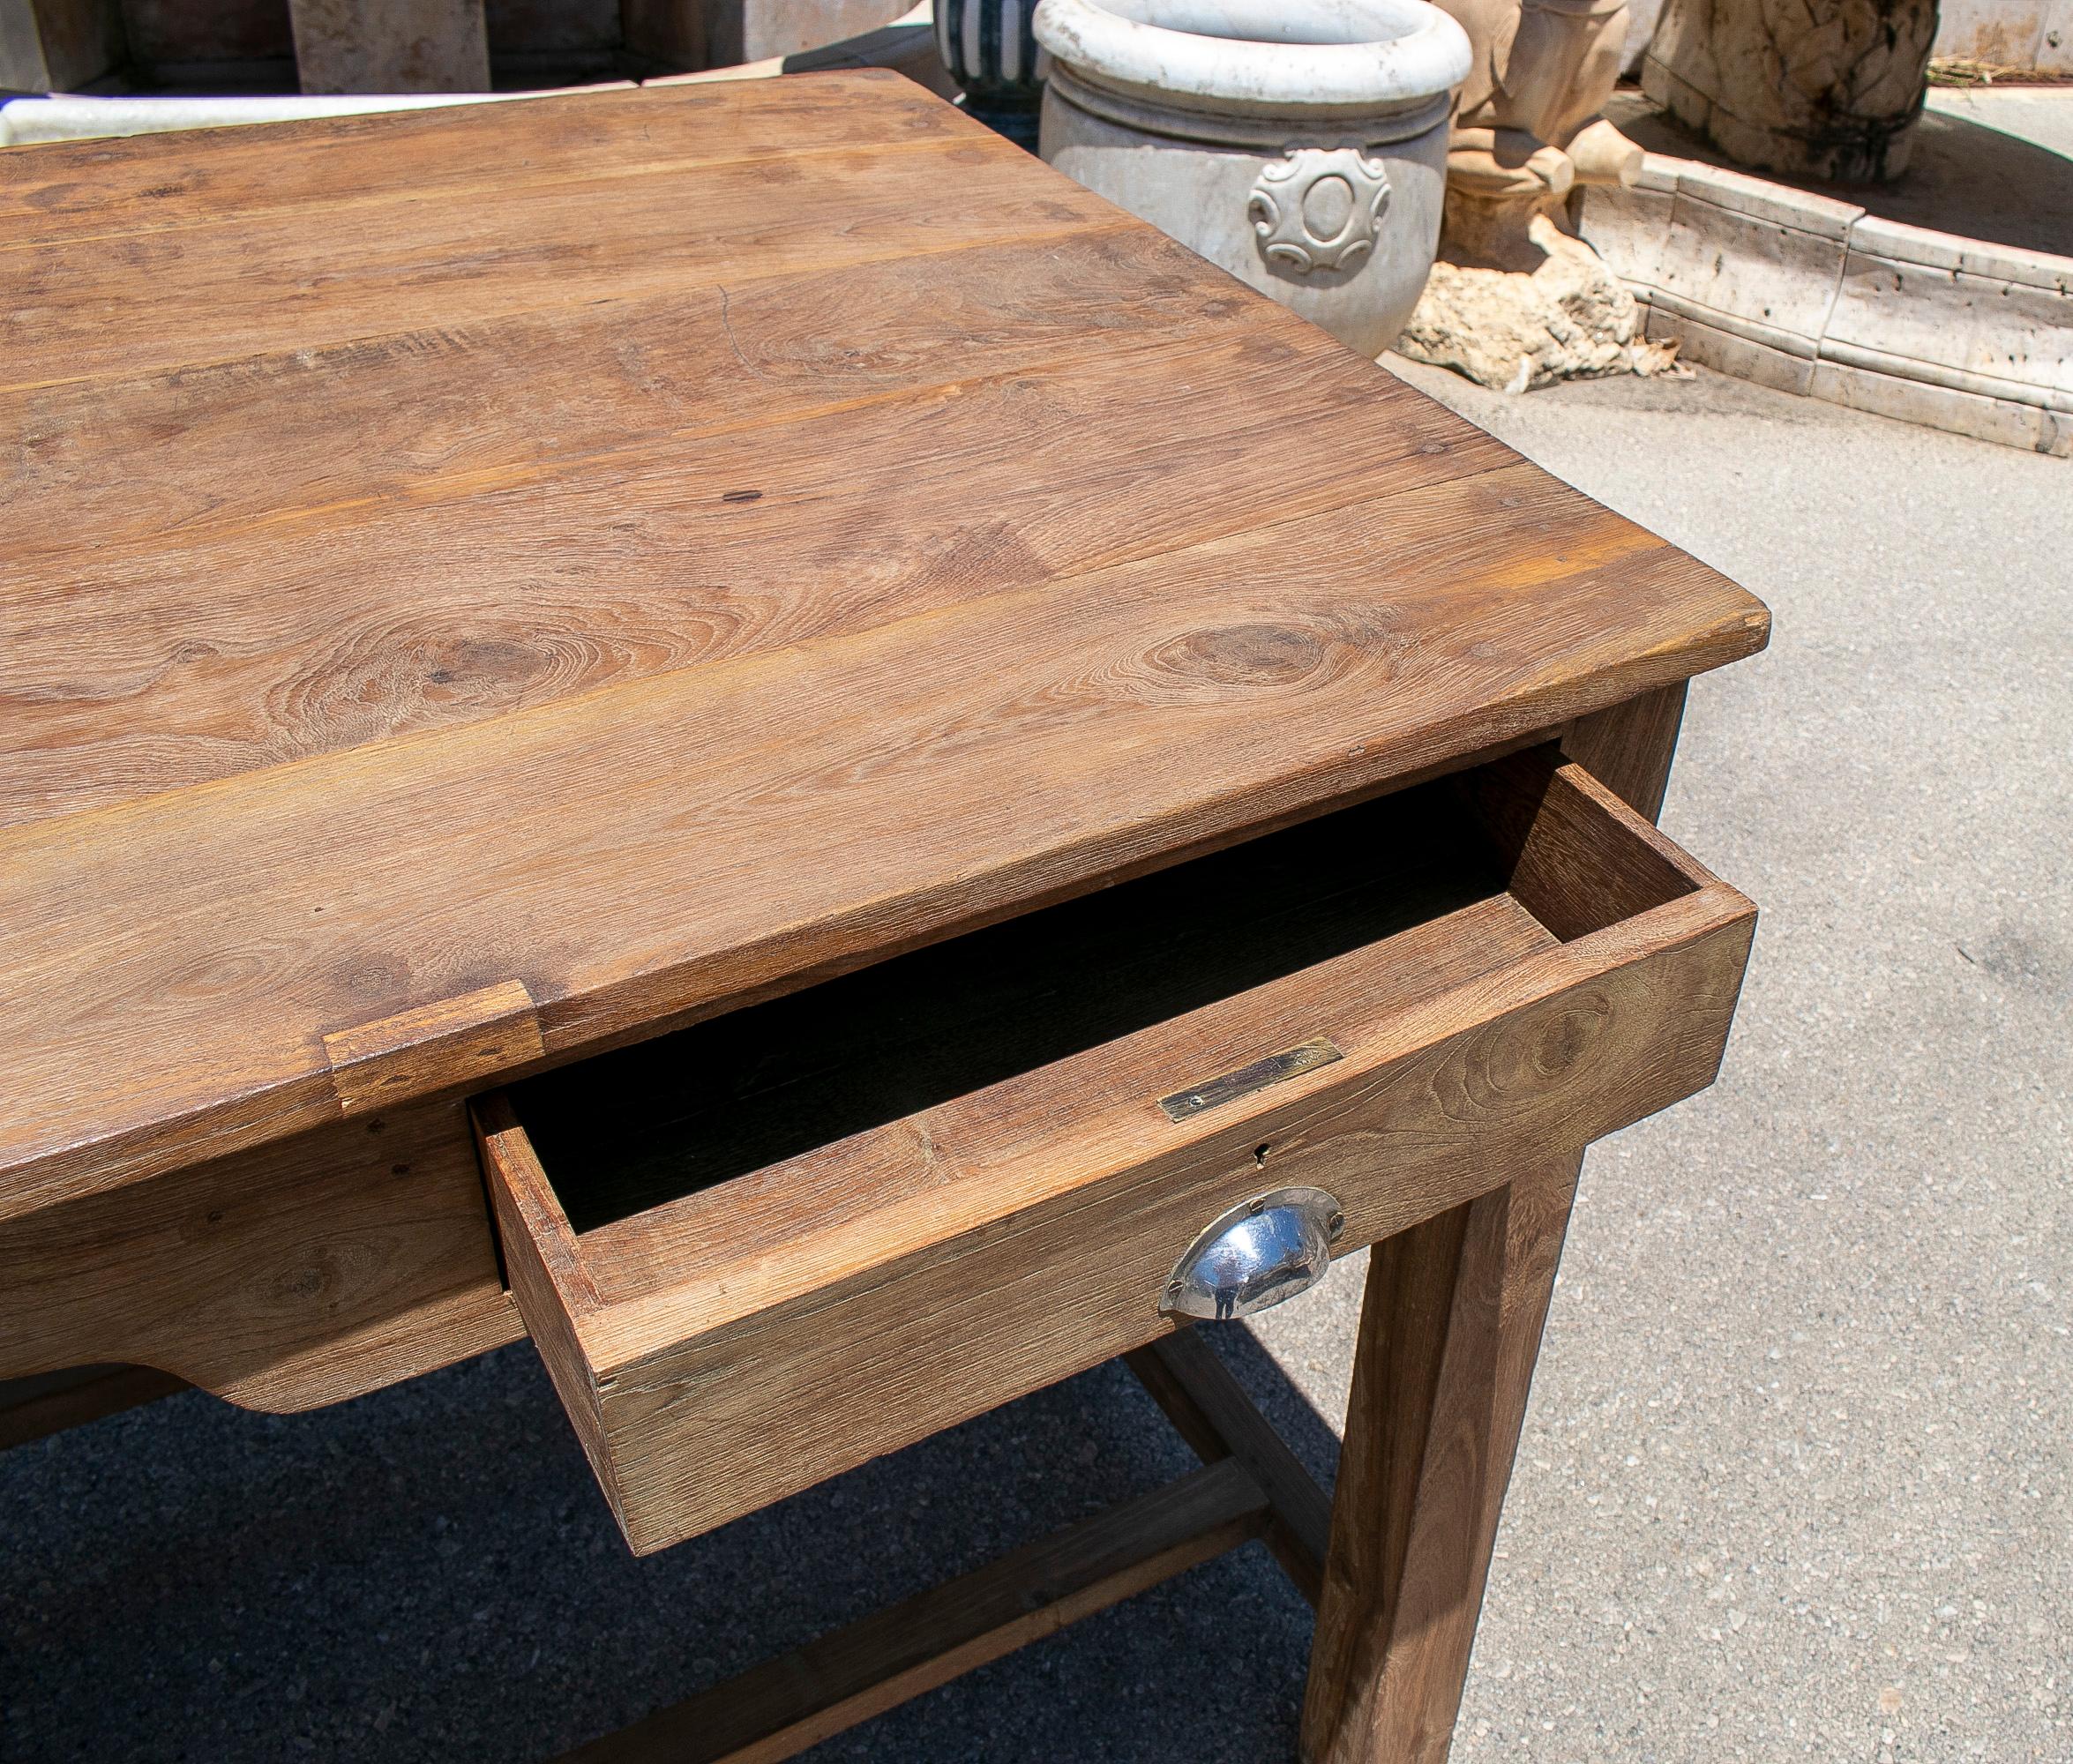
<box><xmin>476</xmin><ymin>752</ymin><xmax>1755</xmax><ymax>1554</ymax></box>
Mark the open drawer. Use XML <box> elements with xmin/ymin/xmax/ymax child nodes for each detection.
<box><xmin>474</xmin><ymin>748</ymin><xmax>1755</xmax><ymax>1555</ymax></box>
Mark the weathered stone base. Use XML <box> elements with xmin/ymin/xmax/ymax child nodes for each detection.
<box><xmin>1577</xmin><ymin>145</ymin><xmax>2073</xmax><ymax>457</ymax></box>
<box><xmin>1641</xmin><ymin>0</ymin><xmax>1938</xmax><ymax>183</ymax></box>
<box><xmin>1395</xmin><ymin>215</ymin><xmax>1684</xmax><ymax>392</ymax></box>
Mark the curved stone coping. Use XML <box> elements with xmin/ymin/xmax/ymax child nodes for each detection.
<box><xmin>1041</xmin><ymin>58</ymin><xmax>1453</xmax><ymax>147</ymax></box>
<box><xmin>0</xmin><ymin>85</ymin><xmax>632</xmax><ymax>147</ymax></box>
<box><xmin>1581</xmin><ymin>153</ymin><xmax>2071</xmax><ymax>457</ymax></box>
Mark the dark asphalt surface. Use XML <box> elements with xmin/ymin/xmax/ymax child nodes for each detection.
<box><xmin>7</xmin><ymin>356</ymin><xmax>2067</xmax><ymax>1762</ymax></box>
<box><xmin>1</xmin><ymin>1327</ymin><xmax>1337</xmax><ymax>1760</ymax></box>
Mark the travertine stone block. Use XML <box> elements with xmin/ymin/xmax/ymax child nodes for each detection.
<box><xmin>1846</xmin><ymin>214</ymin><xmax>2073</xmax><ymax>295</ymax></box>
<box><xmin>1643</xmin><ymin>0</ymin><xmax>1938</xmax><ymax>182</ymax></box>
<box><xmin>0</xmin><ymin>0</ymin><xmax>123</xmax><ymax>91</ymax></box>
<box><xmin>1826</xmin><ymin>226</ymin><xmax>2073</xmax><ymax>406</ymax></box>
<box><xmin>1581</xmin><ymin>148</ymin><xmax>2073</xmax><ymax>454</ymax></box>
<box><xmin>1643</xmin><ymin>304</ymin><xmax>1816</xmax><ymax>392</ymax></box>
<box><xmin>288</xmin><ymin>0</ymin><xmax>490</xmax><ymax>92</ymax></box>
<box><xmin>1933</xmin><ymin>0</ymin><xmax>2072</xmax><ymax>72</ymax></box>
<box><xmin>2042</xmin><ymin>0</ymin><xmax>2073</xmax><ymax>72</ymax></box>
<box><xmin>623</xmin><ymin>0</ymin><xmax>911</xmax><ymax>68</ymax></box>
<box><xmin>1673</xmin><ymin>161</ymin><xmax>1864</xmax><ymax>239</ymax></box>
<box><xmin>1651</xmin><ymin>171</ymin><xmax>1860</xmax><ymax>355</ymax></box>
<box><xmin>1576</xmin><ymin>172</ymin><xmax>1677</xmax><ymax>301</ymax></box>
<box><xmin>1810</xmin><ymin>357</ymin><xmax>2072</xmax><ymax>455</ymax></box>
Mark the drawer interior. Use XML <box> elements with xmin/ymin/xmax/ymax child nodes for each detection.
<box><xmin>505</xmin><ymin>748</ymin><xmax>1699</xmax><ymax>1236</ymax></box>
<box><xmin>478</xmin><ymin>743</ymin><xmax>1747</xmax><ymax>1552</ymax></box>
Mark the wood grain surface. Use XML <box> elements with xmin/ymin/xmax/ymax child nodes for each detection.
<box><xmin>0</xmin><ymin>1096</ymin><xmax>519</xmax><ymax>1404</ymax></box>
<box><xmin>477</xmin><ymin>754</ymin><xmax>1755</xmax><ymax>1552</ymax></box>
<box><xmin>0</xmin><ymin>72</ymin><xmax>1766</xmax><ymax>1408</ymax></box>
<box><xmin>1566</xmin><ymin>681</ymin><xmax>1689</xmax><ymax>821</ymax></box>
<box><xmin>1302</xmin><ymin>1155</ymin><xmax>1585</xmax><ymax>1763</ymax></box>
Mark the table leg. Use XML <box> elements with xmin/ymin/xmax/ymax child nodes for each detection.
<box><xmin>1567</xmin><ymin>681</ymin><xmax>1688</xmax><ymax>823</ymax></box>
<box><xmin>1299</xmin><ymin>1154</ymin><xmax>1583</xmax><ymax>1764</ymax></box>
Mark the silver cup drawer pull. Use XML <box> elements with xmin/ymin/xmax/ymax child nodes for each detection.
<box><xmin>1161</xmin><ymin>1185</ymin><xmax>1346</xmax><ymax>1320</ymax></box>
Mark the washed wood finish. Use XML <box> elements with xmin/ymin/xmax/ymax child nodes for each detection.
<box><xmin>0</xmin><ymin>93</ymin><xmax>1770</xmax><ymax>1764</ymax></box>
<box><xmin>1</xmin><ymin>71</ymin><xmax>1763</xmax><ymax>1230</ymax></box>
<box><xmin>0</xmin><ymin>1098</ymin><xmax>518</xmax><ymax>1406</ymax></box>
<box><xmin>477</xmin><ymin>752</ymin><xmax>1755</xmax><ymax>1554</ymax></box>
<box><xmin>0</xmin><ymin>73</ymin><xmax>1769</xmax><ymax>1764</ymax></box>
<box><xmin>0</xmin><ymin>453</ymin><xmax>1762</xmax><ymax>1230</ymax></box>
<box><xmin>0</xmin><ymin>331</ymin><xmax>1508</xmax><ymax>831</ymax></box>
<box><xmin>1302</xmin><ymin>1155</ymin><xmax>1583</xmax><ymax>1764</ymax></box>
<box><xmin>0</xmin><ymin>77</ymin><xmax>967</xmax><ymax>249</ymax></box>
<box><xmin>0</xmin><ymin>1365</ymin><xmax>186</xmax><ymax>1451</ymax></box>
<box><xmin>1566</xmin><ymin>680</ymin><xmax>1691</xmax><ymax>822</ymax></box>
<box><xmin>506</xmin><ymin>774</ymin><xmax>1523</xmax><ymax>1234</ymax></box>
<box><xmin>324</xmin><ymin>980</ymin><xmax>545</xmax><ymax>1118</ymax></box>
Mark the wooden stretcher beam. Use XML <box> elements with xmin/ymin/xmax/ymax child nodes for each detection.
<box><xmin>557</xmin><ymin>1452</ymin><xmax>1279</xmax><ymax>1763</ymax></box>
<box><xmin>1125</xmin><ymin>1328</ymin><xmax>1334</xmax><ymax>1607</ymax></box>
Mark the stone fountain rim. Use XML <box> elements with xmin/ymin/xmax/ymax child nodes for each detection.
<box><xmin>1577</xmin><ymin>149</ymin><xmax>2071</xmax><ymax>457</ymax></box>
<box><xmin>1031</xmin><ymin>0</ymin><xmax>1471</xmax><ymax>121</ymax></box>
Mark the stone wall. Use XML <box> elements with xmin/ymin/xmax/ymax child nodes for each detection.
<box><xmin>1934</xmin><ymin>0</ymin><xmax>2070</xmax><ymax>72</ymax></box>
<box><xmin>1622</xmin><ymin>0</ymin><xmax>2071</xmax><ymax>74</ymax></box>
<box><xmin>0</xmin><ymin>0</ymin><xmax>911</xmax><ymax>91</ymax></box>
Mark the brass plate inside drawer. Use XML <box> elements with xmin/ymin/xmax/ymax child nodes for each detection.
<box><xmin>1157</xmin><ymin>1036</ymin><xmax>1344</xmax><ymax>1122</ymax></box>
<box><xmin>476</xmin><ymin>747</ymin><xmax>1755</xmax><ymax>1555</ymax></box>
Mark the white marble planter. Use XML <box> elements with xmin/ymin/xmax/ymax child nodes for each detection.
<box><xmin>1033</xmin><ymin>0</ymin><xmax>1471</xmax><ymax>355</ymax></box>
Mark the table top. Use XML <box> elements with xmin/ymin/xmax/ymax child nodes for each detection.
<box><xmin>0</xmin><ymin>72</ymin><xmax>1767</xmax><ymax>1225</ymax></box>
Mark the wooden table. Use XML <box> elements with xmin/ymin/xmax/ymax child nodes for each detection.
<box><xmin>0</xmin><ymin>74</ymin><xmax>1769</xmax><ymax>1761</ymax></box>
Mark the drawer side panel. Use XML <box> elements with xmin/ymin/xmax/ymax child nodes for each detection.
<box><xmin>592</xmin><ymin>903</ymin><xmax>1753</xmax><ymax>1553</ymax></box>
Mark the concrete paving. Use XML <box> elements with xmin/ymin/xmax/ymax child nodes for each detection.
<box><xmin>3</xmin><ymin>363</ymin><xmax>2067</xmax><ymax>1762</ymax></box>
<box><xmin>1266</xmin><ymin>357</ymin><xmax>2073</xmax><ymax>1763</ymax></box>
<box><xmin>1926</xmin><ymin>86</ymin><xmax>2073</xmax><ymax>161</ymax></box>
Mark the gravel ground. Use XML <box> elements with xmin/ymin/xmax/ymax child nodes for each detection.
<box><xmin>4</xmin><ymin>363</ymin><xmax>2067</xmax><ymax>1763</ymax></box>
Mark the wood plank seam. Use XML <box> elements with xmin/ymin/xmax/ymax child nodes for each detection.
<box><xmin>0</xmin><ymin>103</ymin><xmax>1008</xmax><ymax>262</ymax></box>
<box><xmin>1</xmin><ymin>421</ymin><xmax>1531</xmax><ymax>842</ymax></box>
<box><xmin>3</xmin><ymin>210</ymin><xmax>1133</xmax><ymax>399</ymax></box>
<box><xmin>0</xmin><ymin>295</ymin><xmax>1314</xmax><ymax>562</ymax></box>
<box><xmin>2</xmin><ymin>459</ymin><xmax>1762</xmax><ymax>1222</ymax></box>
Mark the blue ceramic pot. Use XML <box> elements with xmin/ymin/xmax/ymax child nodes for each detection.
<box><xmin>935</xmin><ymin>0</ymin><xmax>1044</xmax><ymax>146</ymax></box>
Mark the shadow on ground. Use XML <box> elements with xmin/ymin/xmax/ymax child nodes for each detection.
<box><xmin>1608</xmin><ymin>86</ymin><xmax>2073</xmax><ymax>258</ymax></box>
<box><xmin>0</xmin><ymin>1326</ymin><xmax>1340</xmax><ymax>1761</ymax></box>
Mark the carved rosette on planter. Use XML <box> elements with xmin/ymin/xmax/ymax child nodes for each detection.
<box><xmin>1248</xmin><ymin>148</ymin><xmax>1393</xmax><ymax>276</ymax></box>
<box><xmin>1031</xmin><ymin>0</ymin><xmax>1472</xmax><ymax>358</ymax></box>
